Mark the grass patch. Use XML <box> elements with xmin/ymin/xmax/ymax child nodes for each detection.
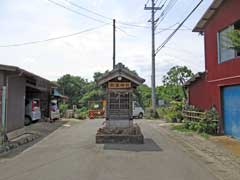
<box><xmin>171</xmin><ymin>124</ymin><xmax>210</xmax><ymax>139</ymax></box>
<box><xmin>199</xmin><ymin>132</ymin><xmax>209</xmax><ymax>139</ymax></box>
<box><xmin>171</xmin><ymin>124</ymin><xmax>192</xmax><ymax>133</ymax></box>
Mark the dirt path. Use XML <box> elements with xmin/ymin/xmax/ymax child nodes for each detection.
<box><xmin>145</xmin><ymin>120</ymin><xmax>240</xmax><ymax>180</ymax></box>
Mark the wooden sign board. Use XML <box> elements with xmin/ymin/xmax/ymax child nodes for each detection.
<box><xmin>108</xmin><ymin>82</ymin><xmax>131</xmax><ymax>89</ymax></box>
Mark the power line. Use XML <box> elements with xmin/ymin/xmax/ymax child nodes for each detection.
<box><xmin>116</xmin><ymin>27</ymin><xmax>137</xmax><ymax>38</ymax></box>
<box><xmin>155</xmin><ymin>0</ymin><xmax>160</xmax><ymax>6</ymax></box>
<box><xmin>61</xmin><ymin>0</ymin><xmax>150</xmax><ymax>29</ymax></box>
<box><xmin>156</xmin><ymin>0</ymin><xmax>178</xmax><ymax>27</ymax></box>
<box><xmin>156</xmin><ymin>0</ymin><xmax>167</xmax><ymax>11</ymax></box>
<box><xmin>117</xmin><ymin>21</ymin><xmax>150</xmax><ymax>29</ymax></box>
<box><xmin>156</xmin><ymin>53</ymin><xmax>203</xmax><ymax>70</ymax></box>
<box><xmin>47</xmin><ymin>0</ymin><xmax>109</xmax><ymax>24</ymax></box>
<box><xmin>155</xmin><ymin>0</ymin><xmax>204</xmax><ymax>55</ymax></box>
<box><xmin>0</xmin><ymin>23</ymin><xmax>110</xmax><ymax>47</ymax></box>
<box><xmin>155</xmin><ymin>22</ymin><xmax>178</xmax><ymax>34</ymax></box>
<box><xmin>146</xmin><ymin>0</ymin><xmax>168</xmax><ymax>25</ymax></box>
<box><xmin>156</xmin><ymin>23</ymin><xmax>192</xmax><ymax>33</ymax></box>
<box><xmin>145</xmin><ymin>0</ymin><xmax>150</xmax><ymax>6</ymax></box>
<box><xmin>64</xmin><ymin>0</ymin><xmax>112</xmax><ymax>21</ymax></box>
<box><xmin>164</xmin><ymin>46</ymin><xmax>204</xmax><ymax>57</ymax></box>
<box><xmin>182</xmin><ymin>24</ymin><xmax>192</xmax><ymax>30</ymax></box>
<box><xmin>155</xmin><ymin>0</ymin><xmax>178</xmax><ymax>28</ymax></box>
<box><xmin>156</xmin><ymin>28</ymin><xmax>191</xmax><ymax>34</ymax></box>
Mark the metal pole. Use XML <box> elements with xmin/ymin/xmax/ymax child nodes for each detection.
<box><xmin>151</xmin><ymin>0</ymin><xmax>156</xmax><ymax>114</ymax></box>
<box><xmin>113</xmin><ymin>19</ymin><xmax>116</xmax><ymax>69</ymax></box>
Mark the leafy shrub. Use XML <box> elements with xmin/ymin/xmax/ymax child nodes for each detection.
<box><xmin>157</xmin><ymin>100</ymin><xmax>183</xmax><ymax>122</ymax></box>
<box><xmin>182</xmin><ymin>107</ymin><xmax>219</xmax><ymax>135</ymax></box>
<box><xmin>183</xmin><ymin>120</ymin><xmax>217</xmax><ymax>135</ymax></box>
<box><xmin>74</xmin><ymin>107</ymin><xmax>88</xmax><ymax>119</ymax></box>
<box><xmin>78</xmin><ymin>111</ymin><xmax>88</xmax><ymax>120</ymax></box>
<box><xmin>59</xmin><ymin>103</ymin><xmax>68</xmax><ymax>117</ymax></box>
<box><xmin>75</xmin><ymin>107</ymin><xmax>88</xmax><ymax>114</ymax></box>
<box><xmin>144</xmin><ymin>108</ymin><xmax>159</xmax><ymax>119</ymax></box>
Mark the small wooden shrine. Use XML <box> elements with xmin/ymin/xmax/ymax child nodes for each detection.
<box><xmin>96</xmin><ymin>63</ymin><xmax>145</xmax><ymax>144</ymax></box>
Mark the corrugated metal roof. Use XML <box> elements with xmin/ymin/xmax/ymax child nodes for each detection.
<box><xmin>0</xmin><ymin>64</ymin><xmax>51</xmax><ymax>83</ymax></box>
<box><xmin>193</xmin><ymin>0</ymin><xmax>225</xmax><ymax>32</ymax></box>
<box><xmin>184</xmin><ymin>72</ymin><xmax>206</xmax><ymax>87</ymax></box>
<box><xmin>97</xmin><ymin>63</ymin><xmax>145</xmax><ymax>86</ymax></box>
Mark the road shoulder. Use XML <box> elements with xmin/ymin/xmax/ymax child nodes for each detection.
<box><xmin>145</xmin><ymin>119</ymin><xmax>240</xmax><ymax>180</ymax></box>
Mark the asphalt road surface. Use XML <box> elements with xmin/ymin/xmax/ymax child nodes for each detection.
<box><xmin>0</xmin><ymin>119</ymin><xmax>219</xmax><ymax>180</ymax></box>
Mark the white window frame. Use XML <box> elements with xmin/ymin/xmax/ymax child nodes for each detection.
<box><xmin>217</xmin><ymin>25</ymin><xmax>235</xmax><ymax>64</ymax></box>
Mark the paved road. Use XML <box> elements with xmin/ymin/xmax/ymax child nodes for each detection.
<box><xmin>0</xmin><ymin>119</ymin><xmax>219</xmax><ymax>180</ymax></box>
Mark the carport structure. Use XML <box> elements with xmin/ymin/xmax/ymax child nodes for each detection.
<box><xmin>0</xmin><ymin>64</ymin><xmax>54</xmax><ymax>135</ymax></box>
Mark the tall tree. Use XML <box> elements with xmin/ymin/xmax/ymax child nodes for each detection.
<box><xmin>57</xmin><ymin>73</ymin><xmax>105</xmax><ymax>108</ymax></box>
<box><xmin>162</xmin><ymin>66</ymin><xmax>193</xmax><ymax>99</ymax></box>
<box><xmin>57</xmin><ymin>74</ymin><xmax>88</xmax><ymax>106</ymax></box>
<box><xmin>135</xmin><ymin>85</ymin><xmax>151</xmax><ymax>108</ymax></box>
<box><xmin>163</xmin><ymin>66</ymin><xmax>193</xmax><ymax>86</ymax></box>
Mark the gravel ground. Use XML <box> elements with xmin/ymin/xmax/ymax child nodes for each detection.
<box><xmin>146</xmin><ymin>120</ymin><xmax>240</xmax><ymax>180</ymax></box>
<box><xmin>0</xmin><ymin>119</ymin><xmax>69</xmax><ymax>158</ymax></box>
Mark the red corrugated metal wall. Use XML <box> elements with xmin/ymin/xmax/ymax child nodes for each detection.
<box><xmin>188</xmin><ymin>0</ymin><xmax>240</xmax><ymax>132</ymax></box>
<box><xmin>205</xmin><ymin>0</ymin><xmax>240</xmax><ymax>82</ymax></box>
<box><xmin>188</xmin><ymin>75</ymin><xmax>211</xmax><ymax>110</ymax></box>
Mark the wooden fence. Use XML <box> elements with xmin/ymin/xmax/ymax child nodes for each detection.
<box><xmin>182</xmin><ymin>110</ymin><xmax>206</xmax><ymax>121</ymax></box>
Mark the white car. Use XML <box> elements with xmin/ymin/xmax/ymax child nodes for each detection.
<box><xmin>25</xmin><ymin>98</ymin><xmax>41</xmax><ymax>125</ymax></box>
<box><xmin>50</xmin><ymin>100</ymin><xmax>60</xmax><ymax>120</ymax></box>
<box><xmin>133</xmin><ymin>101</ymin><xmax>144</xmax><ymax>119</ymax></box>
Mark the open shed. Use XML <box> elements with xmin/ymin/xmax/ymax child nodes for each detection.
<box><xmin>0</xmin><ymin>64</ymin><xmax>54</xmax><ymax>134</ymax></box>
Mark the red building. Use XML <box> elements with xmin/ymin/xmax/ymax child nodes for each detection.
<box><xmin>186</xmin><ymin>0</ymin><xmax>240</xmax><ymax>138</ymax></box>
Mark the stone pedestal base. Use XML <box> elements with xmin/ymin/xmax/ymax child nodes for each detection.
<box><xmin>106</xmin><ymin>120</ymin><xmax>133</xmax><ymax>128</ymax></box>
<box><xmin>96</xmin><ymin>124</ymin><xmax>144</xmax><ymax>144</ymax></box>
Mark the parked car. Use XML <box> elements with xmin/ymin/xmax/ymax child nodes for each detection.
<box><xmin>133</xmin><ymin>101</ymin><xmax>144</xmax><ymax>119</ymax></box>
<box><xmin>50</xmin><ymin>99</ymin><xmax>60</xmax><ymax>120</ymax></box>
<box><xmin>25</xmin><ymin>98</ymin><xmax>41</xmax><ymax>125</ymax></box>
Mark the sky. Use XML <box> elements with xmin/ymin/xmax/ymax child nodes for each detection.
<box><xmin>0</xmin><ymin>0</ymin><xmax>213</xmax><ymax>85</ymax></box>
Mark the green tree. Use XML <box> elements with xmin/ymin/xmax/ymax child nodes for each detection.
<box><xmin>79</xmin><ymin>81</ymin><xmax>104</xmax><ymax>107</ymax></box>
<box><xmin>135</xmin><ymin>85</ymin><xmax>151</xmax><ymax>108</ymax></box>
<box><xmin>57</xmin><ymin>74</ymin><xmax>88</xmax><ymax>107</ymax></box>
<box><xmin>57</xmin><ymin>72</ymin><xmax>105</xmax><ymax>109</ymax></box>
<box><xmin>156</xmin><ymin>85</ymin><xmax>184</xmax><ymax>103</ymax></box>
<box><xmin>93</xmin><ymin>72</ymin><xmax>104</xmax><ymax>82</ymax></box>
<box><xmin>163</xmin><ymin>66</ymin><xmax>193</xmax><ymax>86</ymax></box>
<box><xmin>227</xmin><ymin>29</ymin><xmax>240</xmax><ymax>51</ymax></box>
<box><xmin>162</xmin><ymin>66</ymin><xmax>193</xmax><ymax>99</ymax></box>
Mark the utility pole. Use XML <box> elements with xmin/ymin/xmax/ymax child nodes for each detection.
<box><xmin>113</xmin><ymin>19</ymin><xmax>116</xmax><ymax>69</ymax></box>
<box><xmin>144</xmin><ymin>0</ymin><xmax>162</xmax><ymax>114</ymax></box>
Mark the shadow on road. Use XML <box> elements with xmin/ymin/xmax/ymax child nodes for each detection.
<box><xmin>104</xmin><ymin>138</ymin><xmax>162</xmax><ymax>152</ymax></box>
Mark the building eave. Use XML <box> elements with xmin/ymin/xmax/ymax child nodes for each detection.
<box><xmin>184</xmin><ymin>72</ymin><xmax>206</xmax><ymax>87</ymax></box>
<box><xmin>0</xmin><ymin>64</ymin><xmax>51</xmax><ymax>84</ymax></box>
<box><xmin>193</xmin><ymin>0</ymin><xmax>225</xmax><ymax>32</ymax></box>
<box><xmin>97</xmin><ymin>63</ymin><xmax>145</xmax><ymax>86</ymax></box>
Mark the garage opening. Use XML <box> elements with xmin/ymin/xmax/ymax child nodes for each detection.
<box><xmin>222</xmin><ymin>85</ymin><xmax>240</xmax><ymax>139</ymax></box>
<box><xmin>24</xmin><ymin>76</ymin><xmax>50</xmax><ymax>125</ymax></box>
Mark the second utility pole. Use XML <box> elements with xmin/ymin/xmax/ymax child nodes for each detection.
<box><xmin>113</xmin><ymin>19</ymin><xmax>116</xmax><ymax>69</ymax></box>
<box><xmin>144</xmin><ymin>0</ymin><xmax>161</xmax><ymax>114</ymax></box>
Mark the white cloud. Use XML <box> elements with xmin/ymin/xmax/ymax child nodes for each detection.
<box><xmin>0</xmin><ymin>0</ymin><xmax>212</xmax><ymax>86</ymax></box>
